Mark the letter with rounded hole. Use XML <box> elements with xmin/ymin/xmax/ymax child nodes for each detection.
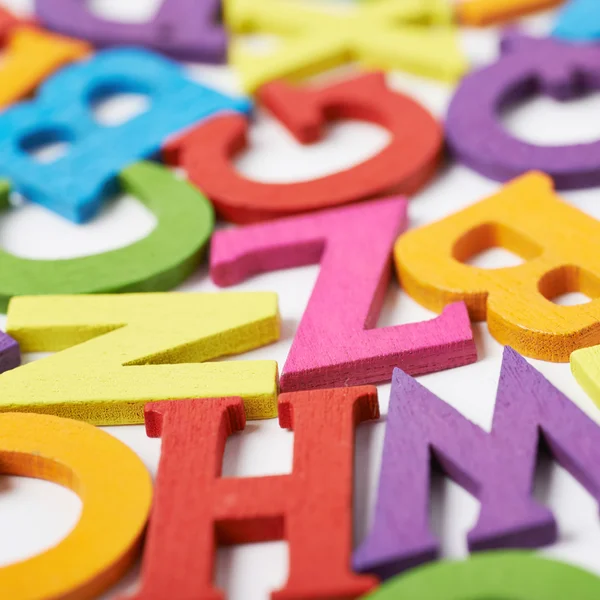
<box><xmin>165</xmin><ymin>72</ymin><xmax>442</xmax><ymax>224</ymax></box>
<box><xmin>0</xmin><ymin>162</ymin><xmax>214</xmax><ymax>312</ymax></box>
<box><xmin>446</xmin><ymin>33</ymin><xmax>600</xmax><ymax>190</ymax></box>
<box><xmin>394</xmin><ymin>171</ymin><xmax>600</xmax><ymax>362</ymax></box>
<box><xmin>35</xmin><ymin>0</ymin><xmax>227</xmax><ymax>62</ymax></box>
<box><xmin>0</xmin><ymin>411</ymin><xmax>152</xmax><ymax>600</ymax></box>
<box><xmin>363</xmin><ymin>552</ymin><xmax>600</xmax><ymax>599</ymax></box>
<box><xmin>0</xmin><ymin>47</ymin><xmax>251</xmax><ymax>223</ymax></box>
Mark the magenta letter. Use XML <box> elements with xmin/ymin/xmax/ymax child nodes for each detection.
<box><xmin>210</xmin><ymin>197</ymin><xmax>476</xmax><ymax>392</ymax></box>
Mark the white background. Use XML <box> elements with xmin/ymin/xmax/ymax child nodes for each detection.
<box><xmin>2</xmin><ymin>1</ymin><xmax>600</xmax><ymax>598</ymax></box>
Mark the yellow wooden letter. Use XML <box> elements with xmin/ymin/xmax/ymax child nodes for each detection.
<box><xmin>2</xmin><ymin>292</ymin><xmax>280</xmax><ymax>424</ymax></box>
<box><xmin>0</xmin><ymin>26</ymin><xmax>90</xmax><ymax>109</ymax></box>
<box><xmin>0</xmin><ymin>411</ymin><xmax>151</xmax><ymax>599</ymax></box>
<box><xmin>456</xmin><ymin>0</ymin><xmax>565</xmax><ymax>26</ymax></box>
<box><xmin>394</xmin><ymin>172</ymin><xmax>600</xmax><ymax>362</ymax></box>
<box><xmin>226</xmin><ymin>0</ymin><xmax>466</xmax><ymax>93</ymax></box>
<box><xmin>571</xmin><ymin>347</ymin><xmax>600</xmax><ymax>409</ymax></box>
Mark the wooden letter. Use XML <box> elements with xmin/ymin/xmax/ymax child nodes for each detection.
<box><xmin>354</xmin><ymin>347</ymin><xmax>600</xmax><ymax>579</ymax></box>
<box><xmin>571</xmin><ymin>346</ymin><xmax>600</xmax><ymax>409</ymax></box>
<box><xmin>225</xmin><ymin>0</ymin><xmax>465</xmax><ymax>92</ymax></box>
<box><xmin>0</xmin><ymin>162</ymin><xmax>214</xmax><ymax>312</ymax></box>
<box><xmin>365</xmin><ymin>552</ymin><xmax>600</xmax><ymax>599</ymax></box>
<box><xmin>394</xmin><ymin>172</ymin><xmax>600</xmax><ymax>361</ymax></box>
<box><xmin>0</xmin><ymin>411</ymin><xmax>152</xmax><ymax>599</ymax></box>
<box><xmin>446</xmin><ymin>33</ymin><xmax>600</xmax><ymax>190</ymax></box>
<box><xmin>0</xmin><ymin>48</ymin><xmax>250</xmax><ymax>223</ymax></box>
<box><xmin>211</xmin><ymin>197</ymin><xmax>476</xmax><ymax>392</ymax></box>
<box><xmin>127</xmin><ymin>387</ymin><xmax>379</xmax><ymax>599</ymax></box>
<box><xmin>165</xmin><ymin>72</ymin><xmax>442</xmax><ymax>223</ymax></box>
<box><xmin>0</xmin><ymin>26</ymin><xmax>89</xmax><ymax>110</ymax></box>
<box><xmin>457</xmin><ymin>0</ymin><xmax>565</xmax><ymax>26</ymax></box>
<box><xmin>1</xmin><ymin>292</ymin><xmax>280</xmax><ymax>424</ymax></box>
<box><xmin>36</xmin><ymin>0</ymin><xmax>227</xmax><ymax>62</ymax></box>
<box><xmin>0</xmin><ymin>6</ymin><xmax>28</xmax><ymax>42</ymax></box>
<box><xmin>0</xmin><ymin>331</ymin><xmax>20</xmax><ymax>374</ymax></box>
<box><xmin>553</xmin><ymin>0</ymin><xmax>600</xmax><ymax>41</ymax></box>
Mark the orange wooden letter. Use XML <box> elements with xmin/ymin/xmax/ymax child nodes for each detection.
<box><xmin>0</xmin><ymin>26</ymin><xmax>89</xmax><ymax>109</ymax></box>
<box><xmin>394</xmin><ymin>172</ymin><xmax>600</xmax><ymax>361</ymax></box>
<box><xmin>456</xmin><ymin>0</ymin><xmax>565</xmax><ymax>26</ymax></box>
<box><xmin>0</xmin><ymin>412</ymin><xmax>151</xmax><ymax>600</ymax></box>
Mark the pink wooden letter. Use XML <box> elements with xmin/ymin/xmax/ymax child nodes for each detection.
<box><xmin>211</xmin><ymin>197</ymin><xmax>477</xmax><ymax>392</ymax></box>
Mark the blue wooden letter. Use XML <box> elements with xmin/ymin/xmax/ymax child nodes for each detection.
<box><xmin>0</xmin><ymin>48</ymin><xmax>251</xmax><ymax>222</ymax></box>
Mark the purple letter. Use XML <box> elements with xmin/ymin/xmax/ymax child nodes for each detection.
<box><xmin>354</xmin><ymin>346</ymin><xmax>600</xmax><ymax>579</ymax></box>
<box><xmin>35</xmin><ymin>0</ymin><xmax>226</xmax><ymax>62</ymax></box>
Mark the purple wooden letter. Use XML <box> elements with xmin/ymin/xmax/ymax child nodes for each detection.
<box><xmin>210</xmin><ymin>197</ymin><xmax>476</xmax><ymax>392</ymax></box>
<box><xmin>353</xmin><ymin>346</ymin><xmax>600</xmax><ymax>580</ymax></box>
<box><xmin>0</xmin><ymin>331</ymin><xmax>19</xmax><ymax>374</ymax></box>
<box><xmin>35</xmin><ymin>0</ymin><xmax>227</xmax><ymax>63</ymax></box>
<box><xmin>446</xmin><ymin>32</ymin><xmax>600</xmax><ymax>189</ymax></box>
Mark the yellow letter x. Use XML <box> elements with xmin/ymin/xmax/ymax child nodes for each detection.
<box><xmin>226</xmin><ymin>0</ymin><xmax>468</xmax><ymax>93</ymax></box>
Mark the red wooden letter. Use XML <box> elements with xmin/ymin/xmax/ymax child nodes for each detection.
<box><xmin>0</xmin><ymin>7</ymin><xmax>20</xmax><ymax>43</ymax></box>
<box><xmin>128</xmin><ymin>388</ymin><xmax>380</xmax><ymax>600</ymax></box>
<box><xmin>164</xmin><ymin>72</ymin><xmax>442</xmax><ymax>223</ymax></box>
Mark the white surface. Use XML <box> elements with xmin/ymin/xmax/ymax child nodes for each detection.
<box><xmin>2</xmin><ymin>1</ymin><xmax>600</xmax><ymax>598</ymax></box>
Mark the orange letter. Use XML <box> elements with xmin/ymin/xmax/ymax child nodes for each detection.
<box><xmin>394</xmin><ymin>172</ymin><xmax>600</xmax><ymax>361</ymax></box>
<box><xmin>456</xmin><ymin>0</ymin><xmax>564</xmax><ymax>26</ymax></box>
<box><xmin>0</xmin><ymin>26</ymin><xmax>89</xmax><ymax>109</ymax></box>
<box><xmin>0</xmin><ymin>412</ymin><xmax>151</xmax><ymax>599</ymax></box>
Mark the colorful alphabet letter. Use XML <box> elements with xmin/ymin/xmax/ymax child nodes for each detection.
<box><xmin>128</xmin><ymin>386</ymin><xmax>379</xmax><ymax>599</ymax></box>
<box><xmin>395</xmin><ymin>172</ymin><xmax>600</xmax><ymax>361</ymax></box>
<box><xmin>0</xmin><ymin>411</ymin><xmax>151</xmax><ymax>600</ymax></box>
<box><xmin>225</xmin><ymin>0</ymin><xmax>466</xmax><ymax>92</ymax></box>
<box><xmin>0</xmin><ymin>163</ymin><xmax>214</xmax><ymax>312</ymax></box>
<box><xmin>0</xmin><ymin>331</ymin><xmax>20</xmax><ymax>374</ymax></box>
<box><xmin>354</xmin><ymin>347</ymin><xmax>600</xmax><ymax>579</ymax></box>
<box><xmin>0</xmin><ymin>292</ymin><xmax>280</xmax><ymax>424</ymax></box>
<box><xmin>0</xmin><ymin>5</ymin><xmax>24</xmax><ymax>41</ymax></box>
<box><xmin>0</xmin><ymin>25</ymin><xmax>89</xmax><ymax>110</ymax></box>
<box><xmin>364</xmin><ymin>552</ymin><xmax>600</xmax><ymax>599</ymax></box>
<box><xmin>571</xmin><ymin>345</ymin><xmax>600</xmax><ymax>409</ymax></box>
<box><xmin>0</xmin><ymin>47</ymin><xmax>250</xmax><ymax>223</ymax></box>
<box><xmin>553</xmin><ymin>0</ymin><xmax>600</xmax><ymax>41</ymax></box>
<box><xmin>457</xmin><ymin>0</ymin><xmax>565</xmax><ymax>26</ymax></box>
<box><xmin>166</xmin><ymin>72</ymin><xmax>442</xmax><ymax>223</ymax></box>
<box><xmin>211</xmin><ymin>197</ymin><xmax>476</xmax><ymax>391</ymax></box>
<box><xmin>447</xmin><ymin>33</ymin><xmax>600</xmax><ymax>189</ymax></box>
<box><xmin>35</xmin><ymin>0</ymin><xmax>227</xmax><ymax>62</ymax></box>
